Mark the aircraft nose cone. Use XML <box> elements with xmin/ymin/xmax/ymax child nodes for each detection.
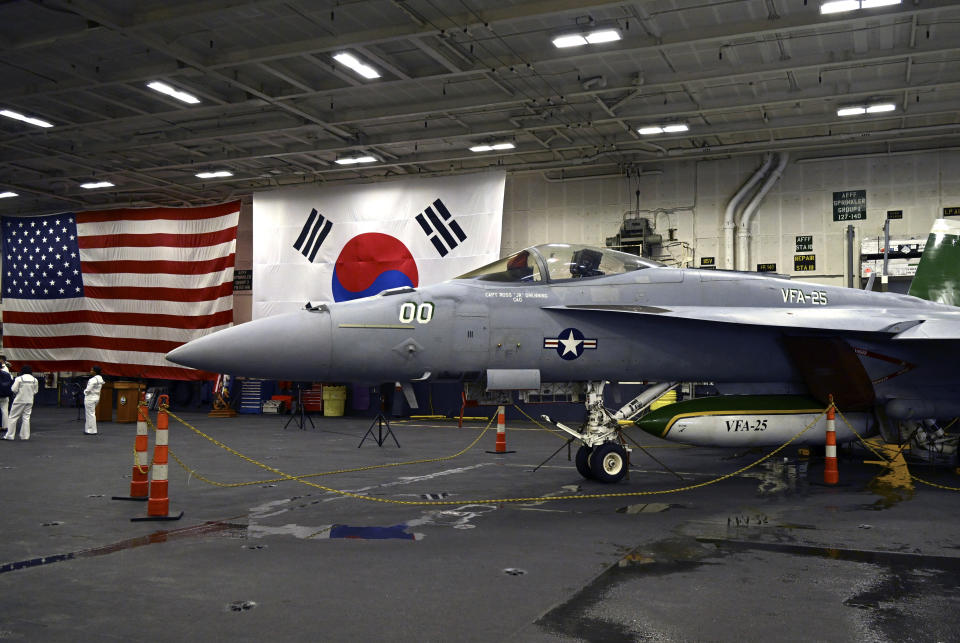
<box><xmin>166</xmin><ymin>310</ymin><xmax>332</xmax><ymax>380</ymax></box>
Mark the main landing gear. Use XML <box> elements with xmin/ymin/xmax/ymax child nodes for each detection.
<box><xmin>542</xmin><ymin>380</ymin><xmax>677</xmax><ymax>484</ymax></box>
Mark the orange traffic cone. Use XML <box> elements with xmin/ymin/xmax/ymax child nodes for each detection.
<box><xmin>112</xmin><ymin>392</ymin><xmax>150</xmax><ymax>502</ymax></box>
<box><xmin>824</xmin><ymin>395</ymin><xmax>839</xmax><ymax>485</ymax></box>
<box><xmin>132</xmin><ymin>395</ymin><xmax>183</xmax><ymax>521</ymax></box>
<box><xmin>486</xmin><ymin>405</ymin><xmax>515</xmax><ymax>454</ymax></box>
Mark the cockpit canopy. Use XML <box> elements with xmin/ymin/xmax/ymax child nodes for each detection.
<box><xmin>456</xmin><ymin>244</ymin><xmax>662</xmax><ymax>283</ymax></box>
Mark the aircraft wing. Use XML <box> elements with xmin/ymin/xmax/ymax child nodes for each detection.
<box><xmin>544</xmin><ymin>304</ymin><xmax>960</xmax><ymax>338</ymax></box>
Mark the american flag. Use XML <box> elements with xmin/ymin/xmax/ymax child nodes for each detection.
<box><xmin>1</xmin><ymin>202</ymin><xmax>240</xmax><ymax>380</ymax></box>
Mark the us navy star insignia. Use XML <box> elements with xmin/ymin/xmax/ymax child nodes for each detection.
<box><xmin>543</xmin><ymin>328</ymin><xmax>598</xmax><ymax>360</ymax></box>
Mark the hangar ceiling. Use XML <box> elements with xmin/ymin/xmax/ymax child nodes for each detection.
<box><xmin>2</xmin><ymin>0</ymin><xmax>960</xmax><ymax>216</ymax></box>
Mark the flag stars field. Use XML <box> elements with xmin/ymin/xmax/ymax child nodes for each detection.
<box><xmin>1</xmin><ymin>202</ymin><xmax>241</xmax><ymax>379</ymax></box>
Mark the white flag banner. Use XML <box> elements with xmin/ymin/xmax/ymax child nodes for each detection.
<box><xmin>252</xmin><ymin>170</ymin><xmax>505</xmax><ymax>318</ymax></box>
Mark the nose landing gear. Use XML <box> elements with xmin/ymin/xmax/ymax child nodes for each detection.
<box><xmin>543</xmin><ymin>380</ymin><xmax>666</xmax><ymax>484</ymax></box>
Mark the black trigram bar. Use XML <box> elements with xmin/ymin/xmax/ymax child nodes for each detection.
<box><xmin>415</xmin><ymin>198</ymin><xmax>467</xmax><ymax>258</ymax></box>
<box><xmin>293</xmin><ymin>208</ymin><xmax>333</xmax><ymax>262</ymax></box>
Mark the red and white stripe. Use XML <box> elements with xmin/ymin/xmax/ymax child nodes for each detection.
<box><xmin>3</xmin><ymin>202</ymin><xmax>239</xmax><ymax>379</ymax></box>
<box><xmin>824</xmin><ymin>398</ymin><xmax>839</xmax><ymax>485</ymax></box>
<box><xmin>129</xmin><ymin>394</ymin><xmax>150</xmax><ymax>499</ymax></box>
<box><xmin>147</xmin><ymin>395</ymin><xmax>172</xmax><ymax>517</ymax></box>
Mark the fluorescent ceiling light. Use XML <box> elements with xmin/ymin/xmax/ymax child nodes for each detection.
<box><xmin>146</xmin><ymin>81</ymin><xmax>201</xmax><ymax>104</ymax></box>
<box><xmin>335</xmin><ymin>155</ymin><xmax>377</xmax><ymax>165</ymax></box>
<box><xmin>552</xmin><ymin>33</ymin><xmax>588</xmax><ymax>48</ymax></box>
<box><xmin>0</xmin><ymin>109</ymin><xmax>53</xmax><ymax>128</ymax></box>
<box><xmin>638</xmin><ymin>126</ymin><xmax>664</xmax><ymax>135</ymax></box>
<box><xmin>820</xmin><ymin>1</ymin><xmax>860</xmax><ymax>13</ymax></box>
<box><xmin>585</xmin><ymin>29</ymin><xmax>621</xmax><ymax>44</ymax></box>
<box><xmin>0</xmin><ymin>191</ymin><xmax>18</xmax><ymax>198</ymax></box>
<box><xmin>80</xmin><ymin>181</ymin><xmax>115</xmax><ymax>189</ymax></box>
<box><xmin>662</xmin><ymin>123</ymin><xmax>690</xmax><ymax>133</ymax></box>
<box><xmin>470</xmin><ymin>142</ymin><xmax>514</xmax><ymax>152</ymax></box>
<box><xmin>866</xmin><ymin>102</ymin><xmax>896</xmax><ymax>113</ymax></box>
<box><xmin>333</xmin><ymin>52</ymin><xmax>381</xmax><ymax>79</ymax></box>
<box><xmin>195</xmin><ymin>170</ymin><xmax>233</xmax><ymax>178</ymax></box>
<box><xmin>837</xmin><ymin>106</ymin><xmax>867</xmax><ymax>116</ymax></box>
<box><xmin>821</xmin><ymin>0</ymin><xmax>900</xmax><ymax>12</ymax></box>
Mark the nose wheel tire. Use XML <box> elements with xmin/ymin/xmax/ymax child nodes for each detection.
<box><xmin>590</xmin><ymin>442</ymin><xmax>628</xmax><ymax>484</ymax></box>
<box><xmin>575</xmin><ymin>445</ymin><xmax>595</xmax><ymax>479</ymax></box>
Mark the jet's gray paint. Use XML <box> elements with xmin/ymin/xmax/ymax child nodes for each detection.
<box><xmin>167</xmin><ymin>245</ymin><xmax>960</xmax><ymax>419</ymax></box>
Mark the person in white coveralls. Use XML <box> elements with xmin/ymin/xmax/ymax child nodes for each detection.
<box><xmin>0</xmin><ymin>365</ymin><xmax>12</xmax><ymax>434</ymax></box>
<box><xmin>3</xmin><ymin>365</ymin><xmax>39</xmax><ymax>441</ymax></box>
<box><xmin>84</xmin><ymin>365</ymin><xmax>104</xmax><ymax>435</ymax></box>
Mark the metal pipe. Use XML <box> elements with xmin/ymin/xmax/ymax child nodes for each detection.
<box><xmin>723</xmin><ymin>153</ymin><xmax>773</xmax><ymax>271</ymax></box>
<box><xmin>882</xmin><ymin>218</ymin><xmax>891</xmax><ymax>292</ymax></box>
<box><xmin>846</xmin><ymin>224</ymin><xmax>855</xmax><ymax>289</ymax></box>
<box><xmin>541</xmin><ymin>169</ymin><xmax>663</xmax><ymax>183</ymax></box>
<box><xmin>795</xmin><ymin>146</ymin><xmax>960</xmax><ymax>164</ymax></box>
<box><xmin>738</xmin><ymin>152</ymin><xmax>789</xmax><ymax>271</ymax></box>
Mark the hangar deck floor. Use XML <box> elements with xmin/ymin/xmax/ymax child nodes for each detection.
<box><xmin>1</xmin><ymin>407</ymin><xmax>959</xmax><ymax>642</ymax></box>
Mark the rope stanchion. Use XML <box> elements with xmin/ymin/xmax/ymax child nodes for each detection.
<box><xmin>132</xmin><ymin>395</ymin><xmax>183</xmax><ymax>521</ymax></box>
<box><xmin>112</xmin><ymin>392</ymin><xmax>150</xmax><ymax>502</ymax></box>
<box><xmin>161</xmin><ymin>406</ymin><xmax>828</xmax><ymax>506</ymax></box>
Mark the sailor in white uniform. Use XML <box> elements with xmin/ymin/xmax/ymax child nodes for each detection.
<box><xmin>4</xmin><ymin>365</ymin><xmax>40</xmax><ymax>441</ymax></box>
<box><xmin>84</xmin><ymin>365</ymin><xmax>105</xmax><ymax>435</ymax></box>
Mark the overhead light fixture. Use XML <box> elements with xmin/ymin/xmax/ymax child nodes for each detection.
<box><xmin>552</xmin><ymin>28</ymin><xmax>621</xmax><ymax>49</ymax></box>
<box><xmin>80</xmin><ymin>181</ymin><xmax>115</xmax><ymax>189</ymax></box>
<box><xmin>837</xmin><ymin>106</ymin><xmax>866</xmax><ymax>117</ymax></box>
<box><xmin>552</xmin><ymin>33</ymin><xmax>588</xmax><ymax>48</ymax></box>
<box><xmin>820</xmin><ymin>0</ymin><xmax>900</xmax><ymax>14</ymax></box>
<box><xmin>333</xmin><ymin>52</ymin><xmax>381</xmax><ymax>79</ymax></box>
<box><xmin>469</xmin><ymin>142</ymin><xmax>515</xmax><ymax>152</ymax></box>
<box><xmin>837</xmin><ymin>100</ymin><xmax>896</xmax><ymax>117</ymax></box>
<box><xmin>0</xmin><ymin>191</ymin><xmax>18</xmax><ymax>198</ymax></box>
<box><xmin>585</xmin><ymin>29</ymin><xmax>622</xmax><ymax>44</ymax></box>
<box><xmin>0</xmin><ymin>109</ymin><xmax>53</xmax><ymax>128</ymax></box>
<box><xmin>638</xmin><ymin>123</ymin><xmax>689</xmax><ymax>136</ymax></box>
<box><xmin>195</xmin><ymin>170</ymin><xmax>233</xmax><ymax>179</ymax></box>
<box><xmin>147</xmin><ymin>81</ymin><xmax>201</xmax><ymax>104</ymax></box>
<box><xmin>820</xmin><ymin>0</ymin><xmax>860</xmax><ymax>13</ymax></box>
<box><xmin>866</xmin><ymin>102</ymin><xmax>896</xmax><ymax>113</ymax></box>
<box><xmin>335</xmin><ymin>155</ymin><xmax>378</xmax><ymax>165</ymax></box>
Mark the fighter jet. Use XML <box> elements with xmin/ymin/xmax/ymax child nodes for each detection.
<box><xmin>168</xmin><ymin>218</ymin><xmax>960</xmax><ymax>483</ymax></box>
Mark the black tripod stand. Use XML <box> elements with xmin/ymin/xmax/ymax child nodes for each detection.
<box><xmin>67</xmin><ymin>381</ymin><xmax>84</xmax><ymax>422</ymax></box>
<box><xmin>358</xmin><ymin>387</ymin><xmax>400</xmax><ymax>448</ymax></box>
<box><xmin>284</xmin><ymin>385</ymin><xmax>315</xmax><ymax>431</ymax></box>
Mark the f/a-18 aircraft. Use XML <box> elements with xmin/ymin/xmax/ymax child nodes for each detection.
<box><xmin>168</xmin><ymin>218</ymin><xmax>960</xmax><ymax>483</ymax></box>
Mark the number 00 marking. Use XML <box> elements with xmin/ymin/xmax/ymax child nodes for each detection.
<box><xmin>416</xmin><ymin>302</ymin><xmax>434</xmax><ymax>323</ymax></box>
<box><xmin>399</xmin><ymin>302</ymin><xmax>434</xmax><ymax>324</ymax></box>
<box><xmin>399</xmin><ymin>302</ymin><xmax>416</xmax><ymax>323</ymax></box>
